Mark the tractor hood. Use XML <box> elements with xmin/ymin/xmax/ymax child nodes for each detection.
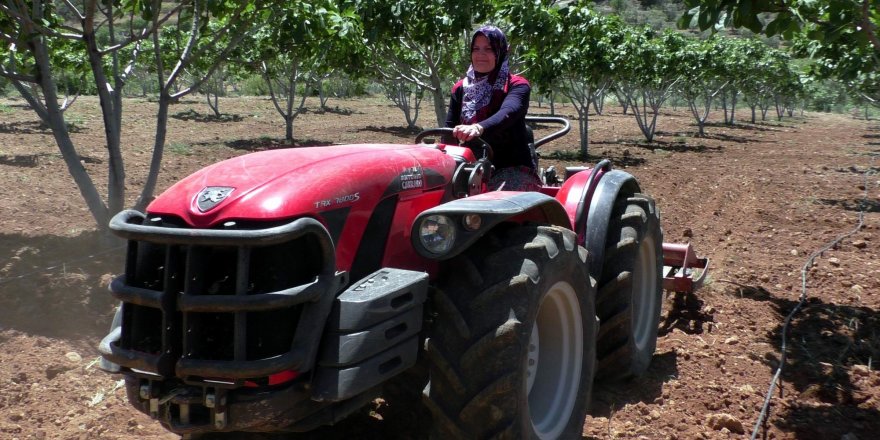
<box><xmin>146</xmin><ymin>144</ymin><xmax>455</xmax><ymax>228</ymax></box>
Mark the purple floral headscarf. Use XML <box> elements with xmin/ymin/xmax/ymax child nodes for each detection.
<box><xmin>461</xmin><ymin>25</ymin><xmax>510</xmax><ymax>124</ymax></box>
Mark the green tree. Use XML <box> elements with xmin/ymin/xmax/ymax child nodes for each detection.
<box><xmin>676</xmin><ymin>36</ymin><xmax>729</xmax><ymax>136</ymax></box>
<box><xmin>137</xmin><ymin>1</ymin><xmax>267</xmax><ymax>208</ymax></box>
<box><xmin>0</xmin><ymin>0</ymin><xmax>180</xmax><ymax>228</ymax></box>
<box><xmin>739</xmin><ymin>47</ymin><xmax>796</xmax><ymax>122</ymax></box>
<box><xmin>679</xmin><ymin>0</ymin><xmax>879</xmax><ymax>105</ymax></box>
<box><xmin>616</xmin><ymin>28</ymin><xmax>685</xmax><ymax>142</ymax></box>
<box><xmin>384</xmin><ymin>78</ymin><xmax>424</xmax><ymax>129</ymax></box>
<box><xmin>713</xmin><ymin>37</ymin><xmax>762</xmax><ymax>124</ymax></box>
<box><xmin>236</xmin><ymin>1</ymin><xmax>362</xmax><ymax>143</ymax></box>
<box><xmin>502</xmin><ymin>1</ymin><xmax>624</xmax><ymax>158</ymax></box>
<box><xmin>358</xmin><ymin>0</ymin><xmax>487</xmax><ymax>126</ymax></box>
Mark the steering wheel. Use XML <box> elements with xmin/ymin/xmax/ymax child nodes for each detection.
<box><xmin>415</xmin><ymin>127</ymin><xmax>494</xmax><ymax>161</ymax></box>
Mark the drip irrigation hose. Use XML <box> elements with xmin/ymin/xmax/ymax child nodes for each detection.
<box><xmin>750</xmin><ymin>153</ymin><xmax>877</xmax><ymax>440</ymax></box>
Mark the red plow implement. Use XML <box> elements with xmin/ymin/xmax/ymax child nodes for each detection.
<box><xmin>662</xmin><ymin>242</ymin><xmax>709</xmax><ymax>294</ymax></box>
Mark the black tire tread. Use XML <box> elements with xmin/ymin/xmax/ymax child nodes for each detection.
<box><xmin>424</xmin><ymin>225</ymin><xmax>596</xmax><ymax>440</ymax></box>
<box><xmin>595</xmin><ymin>193</ymin><xmax>663</xmax><ymax>380</ymax></box>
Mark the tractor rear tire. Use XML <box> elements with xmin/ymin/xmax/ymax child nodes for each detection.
<box><xmin>595</xmin><ymin>193</ymin><xmax>664</xmax><ymax>379</ymax></box>
<box><xmin>424</xmin><ymin>225</ymin><xmax>597</xmax><ymax>440</ymax></box>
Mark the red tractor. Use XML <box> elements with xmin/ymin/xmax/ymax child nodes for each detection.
<box><xmin>99</xmin><ymin>117</ymin><xmax>707</xmax><ymax>439</ymax></box>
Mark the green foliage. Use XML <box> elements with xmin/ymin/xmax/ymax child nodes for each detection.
<box><xmin>615</xmin><ymin>27</ymin><xmax>684</xmax><ymax>88</ymax></box>
<box><xmin>241</xmin><ymin>1</ymin><xmax>364</xmax><ymax>72</ymax></box>
<box><xmin>356</xmin><ymin>0</ymin><xmax>489</xmax><ymax>125</ymax></box>
<box><xmin>802</xmin><ymin>78</ymin><xmax>851</xmax><ymax>112</ymax></box>
<box><xmin>501</xmin><ymin>1</ymin><xmax>627</xmax><ymax>91</ymax></box>
<box><xmin>1</xmin><ymin>0</ymin><xmax>872</xmax><ymax>118</ymax></box>
<box><xmin>360</xmin><ymin>0</ymin><xmax>487</xmax><ymax>47</ymax></box>
<box><xmin>239</xmin><ymin>74</ymin><xmax>269</xmax><ymax>95</ymax></box>
<box><xmin>323</xmin><ymin>74</ymin><xmax>371</xmax><ymax>98</ymax></box>
<box><xmin>678</xmin><ymin>0</ymin><xmax>880</xmax><ymax>104</ymax></box>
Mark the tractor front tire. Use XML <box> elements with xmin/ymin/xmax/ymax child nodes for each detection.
<box><xmin>425</xmin><ymin>225</ymin><xmax>597</xmax><ymax>440</ymax></box>
<box><xmin>595</xmin><ymin>193</ymin><xmax>664</xmax><ymax>379</ymax></box>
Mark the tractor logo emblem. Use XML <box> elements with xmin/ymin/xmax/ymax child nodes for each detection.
<box><xmin>196</xmin><ymin>186</ymin><xmax>234</xmax><ymax>212</ymax></box>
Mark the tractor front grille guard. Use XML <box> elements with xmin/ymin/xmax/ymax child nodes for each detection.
<box><xmin>103</xmin><ymin>210</ymin><xmax>339</xmax><ymax>384</ymax></box>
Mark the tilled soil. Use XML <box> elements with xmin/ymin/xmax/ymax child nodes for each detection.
<box><xmin>0</xmin><ymin>95</ymin><xmax>878</xmax><ymax>440</ymax></box>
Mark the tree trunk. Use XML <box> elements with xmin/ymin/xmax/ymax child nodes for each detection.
<box><xmin>562</xmin><ymin>79</ymin><xmax>590</xmax><ymax>159</ymax></box>
<box><xmin>721</xmin><ymin>93</ymin><xmax>728</xmax><ymax>123</ymax></box>
<box><xmin>729</xmin><ymin>92</ymin><xmax>738</xmax><ymax>124</ymax></box>
<box><xmin>628</xmin><ymin>89</ymin><xmax>660</xmax><ymax>143</ymax></box>
<box><xmin>286</xmin><ymin>73</ymin><xmax>296</xmax><ymax>143</ymax></box>
<box><xmin>591</xmin><ymin>89</ymin><xmax>604</xmax><ymax>115</ymax></box>
<box><xmin>430</xmin><ymin>73</ymin><xmax>446</xmax><ymax>127</ymax></box>
<box><xmin>32</xmin><ymin>36</ymin><xmax>111</xmax><ymax>227</ymax></box>
<box><xmin>687</xmin><ymin>97</ymin><xmax>709</xmax><ymax>137</ymax></box>
<box><xmin>774</xmin><ymin>95</ymin><xmax>784</xmax><ymax>121</ymax></box>
<box><xmin>317</xmin><ymin>77</ymin><xmax>330</xmax><ymax>109</ymax></box>
<box><xmin>11</xmin><ymin>80</ymin><xmax>50</xmax><ymax>123</ymax></box>
<box><xmin>137</xmin><ymin>92</ymin><xmax>171</xmax><ymax>210</ymax></box>
<box><xmin>579</xmin><ymin>111</ymin><xmax>589</xmax><ymax>160</ymax></box>
<box><xmin>615</xmin><ymin>89</ymin><xmax>629</xmax><ymax>115</ymax></box>
<box><xmin>208</xmin><ymin>91</ymin><xmax>220</xmax><ymax>116</ymax></box>
<box><xmin>84</xmin><ymin>27</ymin><xmax>126</xmax><ymax>217</ymax></box>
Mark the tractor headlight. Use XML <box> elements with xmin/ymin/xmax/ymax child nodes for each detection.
<box><xmin>418</xmin><ymin>215</ymin><xmax>456</xmax><ymax>255</ymax></box>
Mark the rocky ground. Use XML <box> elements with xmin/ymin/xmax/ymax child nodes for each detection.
<box><xmin>0</xmin><ymin>95</ymin><xmax>877</xmax><ymax>439</ymax></box>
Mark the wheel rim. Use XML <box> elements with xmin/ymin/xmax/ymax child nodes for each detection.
<box><xmin>528</xmin><ymin>281</ymin><xmax>583</xmax><ymax>439</ymax></box>
<box><xmin>632</xmin><ymin>233</ymin><xmax>659</xmax><ymax>351</ymax></box>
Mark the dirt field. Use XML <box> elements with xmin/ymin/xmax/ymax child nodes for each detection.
<box><xmin>0</xmin><ymin>95</ymin><xmax>878</xmax><ymax>440</ymax></box>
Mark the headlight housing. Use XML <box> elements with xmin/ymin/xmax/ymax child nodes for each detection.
<box><xmin>417</xmin><ymin>215</ymin><xmax>456</xmax><ymax>255</ymax></box>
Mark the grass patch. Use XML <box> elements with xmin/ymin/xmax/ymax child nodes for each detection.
<box><xmin>64</xmin><ymin>113</ymin><xmax>87</xmax><ymax>131</ymax></box>
<box><xmin>0</xmin><ymin>104</ymin><xmax>13</xmax><ymax>113</ymax></box>
<box><xmin>168</xmin><ymin>142</ymin><xmax>192</xmax><ymax>156</ymax></box>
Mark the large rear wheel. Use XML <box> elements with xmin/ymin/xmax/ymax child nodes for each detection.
<box><xmin>424</xmin><ymin>225</ymin><xmax>597</xmax><ymax>439</ymax></box>
<box><xmin>595</xmin><ymin>193</ymin><xmax>664</xmax><ymax>379</ymax></box>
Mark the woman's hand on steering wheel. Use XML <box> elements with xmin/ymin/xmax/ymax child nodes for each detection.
<box><xmin>452</xmin><ymin>123</ymin><xmax>484</xmax><ymax>142</ymax></box>
<box><xmin>414</xmin><ymin>127</ymin><xmax>493</xmax><ymax>161</ymax></box>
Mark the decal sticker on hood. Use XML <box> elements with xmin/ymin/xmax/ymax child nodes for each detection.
<box><xmin>399</xmin><ymin>166</ymin><xmax>424</xmax><ymax>191</ymax></box>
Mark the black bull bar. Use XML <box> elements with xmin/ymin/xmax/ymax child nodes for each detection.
<box><xmin>100</xmin><ymin>210</ymin><xmax>341</xmax><ymax>381</ymax></box>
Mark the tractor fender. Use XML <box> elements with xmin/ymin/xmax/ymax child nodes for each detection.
<box><xmin>583</xmin><ymin>169</ymin><xmax>643</xmax><ymax>277</ymax></box>
<box><xmin>411</xmin><ymin>191</ymin><xmax>571</xmax><ymax>260</ymax></box>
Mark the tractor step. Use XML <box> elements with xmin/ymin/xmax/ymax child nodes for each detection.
<box><xmin>662</xmin><ymin>243</ymin><xmax>709</xmax><ymax>294</ymax></box>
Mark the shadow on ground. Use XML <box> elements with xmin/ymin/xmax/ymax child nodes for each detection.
<box><xmin>356</xmin><ymin>125</ymin><xmax>423</xmax><ymax>139</ymax></box>
<box><xmin>311</xmin><ymin>106</ymin><xmax>357</xmax><ymax>116</ymax></box>
<box><xmin>540</xmin><ymin>150</ymin><xmax>647</xmax><ymax>168</ymax></box>
<box><xmin>702</xmin><ymin>121</ymin><xmax>783</xmax><ymax>132</ymax></box>
<box><xmin>618</xmin><ymin>138</ymin><xmax>725</xmax><ymax>154</ymax></box>
<box><xmin>172</xmin><ymin>108</ymin><xmax>244</xmax><ymax>122</ymax></box>
<box><xmin>216</xmin><ymin>138</ymin><xmax>332</xmax><ymax>152</ymax></box>
<box><xmin>655</xmin><ymin>128</ymin><xmax>754</xmax><ymax>144</ymax></box>
<box><xmin>0</xmin><ymin>120</ymin><xmax>51</xmax><ymax>134</ymax></box>
<box><xmin>723</xmin><ymin>282</ymin><xmax>880</xmax><ymax>439</ymax></box>
<box><xmin>0</xmin><ymin>232</ymin><xmax>123</xmax><ymax>340</ymax></box>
